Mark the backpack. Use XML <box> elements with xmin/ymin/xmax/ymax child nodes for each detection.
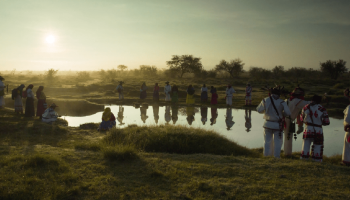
<box><xmin>22</xmin><ymin>90</ymin><xmax>27</xmax><ymax>98</ymax></box>
<box><xmin>11</xmin><ymin>89</ymin><xmax>17</xmax><ymax>100</ymax></box>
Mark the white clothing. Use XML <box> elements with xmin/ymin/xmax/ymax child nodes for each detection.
<box><xmin>245</xmin><ymin>96</ymin><xmax>252</xmax><ymax>101</ymax></box>
<box><xmin>283</xmin><ymin>98</ymin><xmax>311</xmax><ymax>155</ymax></box>
<box><xmin>0</xmin><ymin>80</ymin><xmax>5</xmax><ymax>106</ymax></box>
<box><xmin>245</xmin><ymin>86</ymin><xmax>252</xmax><ymax>100</ymax></box>
<box><xmin>226</xmin><ymin>87</ymin><xmax>236</xmax><ymax>97</ymax></box>
<box><xmin>42</xmin><ymin>108</ymin><xmax>59</xmax><ymax>123</ymax></box>
<box><xmin>264</xmin><ymin>129</ymin><xmax>283</xmax><ymax>158</ymax></box>
<box><xmin>116</xmin><ymin>85</ymin><xmax>124</xmax><ymax>99</ymax></box>
<box><xmin>301</xmin><ymin>138</ymin><xmax>323</xmax><ymax>162</ymax></box>
<box><xmin>342</xmin><ymin>105</ymin><xmax>350</xmax><ymax>164</ymax></box>
<box><xmin>27</xmin><ymin>89</ymin><xmax>34</xmax><ymax>98</ymax></box>
<box><xmin>225</xmin><ymin>108</ymin><xmax>235</xmax><ymax>129</ymax></box>
<box><xmin>165</xmin><ymin>106</ymin><xmax>171</xmax><ymax>123</ymax></box>
<box><xmin>256</xmin><ymin>95</ymin><xmax>291</xmax><ymax>130</ymax></box>
<box><xmin>226</xmin><ymin>96</ymin><xmax>232</xmax><ymax>106</ymax></box>
<box><xmin>201</xmin><ymin>87</ymin><xmax>208</xmax><ymax>92</ymax></box>
<box><xmin>164</xmin><ymin>85</ymin><xmax>171</xmax><ymax>101</ymax></box>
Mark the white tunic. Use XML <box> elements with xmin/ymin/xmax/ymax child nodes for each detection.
<box><xmin>226</xmin><ymin>87</ymin><xmax>236</xmax><ymax>97</ymax></box>
<box><xmin>256</xmin><ymin>95</ymin><xmax>291</xmax><ymax>130</ymax></box>
<box><xmin>201</xmin><ymin>87</ymin><xmax>208</xmax><ymax>92</ymax></box>
<box><xmin>42</xmin><ymin>108</ymin><xmax>59</xmax><ymax>123</ymax></box>
<box><xmin>164</xmin><ymin>85</ymin><xmax>171</xmax><ymax>94</ymax></box>
<box><xmin>285</xmin><ymin>98</ymin><xmax>311</xmax><ymax>121</ymax></box>
<box><xmin>27</xmin><ymin>88</ymin><xmax>34</xmax><ymax>98</ymax></box>
<box><xmin>116</xmin><ymin>85</ymin><xmax>123</xmax><ymax>91</ymax></box>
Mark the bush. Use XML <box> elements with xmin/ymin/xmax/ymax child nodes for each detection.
<box><xmin>75</xmin><ymin>142</ymin><xmax>101</xmax><ymax>151</ymax></box>
<box><xmin>103</xmin><ymin>125</ymin><xmax>258</xmax><ymax>157</ymax></box>
<box><xmin>76</xmin><ymin>71</ymin><xmax>91</xmax><ymax>81</ymax></box>
<box><xmin>23</xmin><ymin>154</ymin><xmax>69</xmax><ymax>172</ymax></box>
<box><xmin>102</xmin><ymin>145</ymin><xmax>138</xmax><ymax>161</ymax></box>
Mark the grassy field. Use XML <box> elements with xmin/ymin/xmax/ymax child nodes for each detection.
<box><xmin>1</xmin><ymin>107</ymin><xmax>350</xmax><ymax>199</ymax></box>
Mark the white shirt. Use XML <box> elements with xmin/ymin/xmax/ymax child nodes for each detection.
<box><xmin>116</xmin><ymin>85</ymin><xmax>123</xmax><ymax>91</ymax></box>
<box><xmin>42</xmin><ymin>108</ymin><xmax>59</xmax><ymax>123</ymax></box>
<box><xmin>285</xmin><ymin>98</ymin><xmax>311</xmax><ymax>121</ymax></box>
<box><xmin>27</xmin><ymin>88</ymin><xmax>34</xmax><ymax>98</ymax></box>
<box><xmin>164</xmin><ymin>85</ymin><xmax>171</xmax><ymax>94</ymax></box>
<box><xmin>226</xmin><ymin>87</ymin><xmax>236</xmax><ymax>97</ymax></box>
<box><xmin>344</xmin><ymin>105</ymin><xmax>350</xmax><ymax>127</ymax></box>
<box><xmin>201</xmin><ymin>87</ymin><xmax>208</xmax><ymax>92</ymax></box>
<box><xmin>257</xmin><ymin>95</ymin><xmax>291</xmax><ymax>130</ymax></box>
<box><xmin>246</xmin><ymin>86</ymin><xmax>252</xmax><ymax>95</ymax></box>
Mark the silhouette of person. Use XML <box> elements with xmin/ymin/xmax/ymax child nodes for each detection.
<box><xmin>153</xmin><ymin>105</ymin><xmax>159</xmax><ymax>124</ymax></box>
<box><xmin>225</xmin><ymin>107</ymin><xmax>235</xmax><ymax>130</ymax></box>
<box><xmin>201</xmin><ymin>106</ymin><xmax>208</xmax><ymax>125</ymax></box>
<box><xmin>117</xmin><ymin>106</ymin><xmax>125</xmax><ymax>125</ymax></box>
<box><xmin>245</xmin><ymin>108</ymin><xmax>252</xmax><ymax>132</ymax></box>
<box><xmin>171</xmin><ymin>105</ymin><xmax>179</xmax><ymax>124</ymax></box>
<box><xmin>165</xmin><ymin>105</ymin><xmax>171</xmax><ymax>124</ymax></box>
<box><xmin>140</xmin><ymin>104</ymin><xmax>148</xmax><ymax>123</ymax></box>
<box><xmin>186</xmin><ymin>106</ymin><xmax>195</xmax><ymax>125</ymax></box>
<box><xmin>210</xmin><ymin>107</ymin><xmax>218</xmax><ymax>126</ymax></box>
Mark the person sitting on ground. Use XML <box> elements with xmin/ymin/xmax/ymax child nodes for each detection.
<box><xmin>98</xmin><ymin>107</ymin><xmax>116</xmax><ymax>131</ymax></box>
<box><xmin>42</xmin><ymin>103</ymin><xmax>60</xmax><ymax>123</ymax></box>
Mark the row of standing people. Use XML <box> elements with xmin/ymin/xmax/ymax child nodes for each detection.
<box><xmin>114</xmin><ymin>81</ymin><xmax>253</xmax><ymax>106</ymax></box>
<box><xmin>257</xmin><ymin>86</ymin><xmax>350</xmax><ymax>165</ymax></box>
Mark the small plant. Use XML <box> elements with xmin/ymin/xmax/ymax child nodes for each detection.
<box><xmin>45</xmin><ymin>69</ymin><xmax>59</xmax><ymax>80</ymax></box>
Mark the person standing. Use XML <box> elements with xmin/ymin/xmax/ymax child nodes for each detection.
<box><xmin>140</xmin><ymin>82</ymin><xmax>148</xmax><ymax>100</ymax></box>
<box><xmin>115</xmin><ymin>81</ymin><xmax>124</xmax><ymax>100</ymax></box>
<box><xmin>13</xmin><ymin>84</ymin><xmax>25</xmax><ymax>114</ymax></box>
<box><xmin>36</xmin><ymin>86</ymin><xmax>47</xmax><ymax>118</ymax></box>
<box><xmin>226</xmin><ymin>84</ymin><xmax>236</xmax><ymax>106</ymax></box>
<box><xmin>164</xmin><ymin>81</ymin><xmax>171</xmax><ymax>101</ymax></box>
<box><xmin>153</xmin><ymin>83</ymin><xmax>160</xmax><ymax>102</ymax></box>
<box><xmin>245</xmin><ymin>83</ymin><xmax>252</xmax><ymax>106</ymax></box>
<box><xmin>201</xmin><ymin>106</ymin><xmax>208</xmax><ymax>125</ymax></box>
<box><xmin>283</xmin><ymin>87</ymin><xmax>311</xmax><ymax>156</ymax></box>
<box><xmin>210</xmin><ymin>86</ymin><xmax>218</xmax><ymax>105</ymax></box>
<box><xmin>201</xmin><ymin>84</ymin><xmax>208</xmax><ymax>102</ymax></box>
<box><xmin>25</xmin><ymin>84</ymin><xmax>35</xmax><ymax>117</ymax></box>
<box><xmin>342</xmin><ymin>88</ymin><xmax>350</xmax><ymax>166</ymax></box>
<box><xmin>0</xmin><ymin>76</ymin><xmax>6</xmax><ymax>108</ymax></box>
<box><xmin>171</xmin><ymin>84</ymin><xmax>179</xmax><ymax>103</ymax></box>
<box><xmin>186</xmin><ymin>85</ymin><xmax>195</xmax><ymax>104</ymax></box>
<box><xmin>299</xmin><ymin>95</ymin><xmax>330</xmax><ymax>162</ymax></box>
<box><xmin>256</xmin><ymin>87</ymin><xmax>291</xmax><ymax>158</ymax></box>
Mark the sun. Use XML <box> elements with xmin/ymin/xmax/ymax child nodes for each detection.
<box><xmin>45</xmin><ymin>35</ymin><xmax>56</xmax><ymax>44</ymax></box>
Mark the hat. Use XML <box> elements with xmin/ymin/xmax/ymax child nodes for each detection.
<box><xmin>50</xmin><ymin>103</ymin><xmax>59</xmax><ymax>108</ymax></box>
<box><xmin>311</xmin><ymin>95</ymin><xmax>322</xmax><ymax>104</ymax></box>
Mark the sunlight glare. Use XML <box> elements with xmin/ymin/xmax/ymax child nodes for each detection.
<box><xmin>45</xmin><ymin>35</ymin><xmax>56</xmax><ymax>44</ymax></box>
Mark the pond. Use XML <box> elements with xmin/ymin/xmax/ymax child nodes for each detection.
<box><xmin>64</xmin><ymin>105</ymin><xmax>346</xmax><ymax>157</ymax></box>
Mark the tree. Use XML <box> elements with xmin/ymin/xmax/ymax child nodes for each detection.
<box><xmin>45</xmin><ymin>69</ymin><xmax>59</xmax><ymax>80</ymax></box>
<box><xmin>139</xmin><ymin>65</ymin><xmax>157</xmax><ymax>77</ymax></box>
<box><xmin>166</xmin><ymin>55</ymin><xmax>203</xmax><ymax>78</ymax></box>
<box><xmin>320</xmin><ymin>59</ymin><xmax>347</xmax><ymax>80</ymax></box>
<box><xmin>76</xmin><ymin>71</ymin><xmax>91</xmax><ymax>81</ymax></box>
<box><xmin>215</xmin><ymin>58</ymin><xmax>245</xmax><ymax>78</ymax></box>
<box><xmin>117</xmin><ymin>65</ymin><xmax>128</xmax><ymax>71</ymax></box>
<box><xmin>272</xmin><ymin>65</ymin><xmax>285</xmax><ymax>78</ymax></box>
<box><xmin>249</xmin><ymin>67</ymin><xmax>272</xmax><ymax>80</ymax></box>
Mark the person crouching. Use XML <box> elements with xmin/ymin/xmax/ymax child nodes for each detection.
<box><xmin>98</xmin><ymin>107</ymin><xmax>116</xmax><ymax>131</ymax></box>
<box><xmin>256</xmin><ymin>86</ymin><xmax>291</xmax><ymax>158</ymax></box>
<box><xmin>299</xmin><ymin>95</ymin><xmax>330</xmax><ymax>162</ymax></box>
<box><xmin>42</xmin><ymin>103</ymin><xmax>60</xmax><ymax>123</ymax></box>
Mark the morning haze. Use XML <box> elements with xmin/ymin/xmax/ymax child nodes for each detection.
<box><xmin>1</xmin><ymin>0</ymin><xmax>350</xmax><ymax>71</ymax></box>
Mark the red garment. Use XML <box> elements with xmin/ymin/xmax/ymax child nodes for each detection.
<box><xmin>36</xmin><ymin>99</ymin><xmax>46</xmax><ymax>117</ymax></box>
<box><xmin>154</xmin><ymin>86</ymin><xmax>159</xmax><ymax>91</ymax></box>
<box><xmin>36</xmin><ymin>86</ymin><xmax>44</xmax><ymax>99</ymax></box>
<box><xmin>289</xmin><ymin>93</ymin><xmax>304</xmax><ymax>101</ymax></box>
<box><xmin>211</xmin><ymin>93</ymin><xmax>218</xmax><ymax>105</ymax></box>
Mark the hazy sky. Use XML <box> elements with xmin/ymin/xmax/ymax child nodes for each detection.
<box><xmin>1</xmin><ymin>0</ymin><xmax>350</xmax><ymax>71</ymax></box>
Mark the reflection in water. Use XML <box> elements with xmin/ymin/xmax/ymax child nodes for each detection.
<box><xmin>117</xmin><ymin>106</ymin><xmax>125</xmax><ymax>125</ymax></box>
<box><xmin>171</xmin><ymin>106</ymin><xmax>178</xmax><ymax>124</ymax></box>
<box><xmin>225</xmin><ymin>108</ymin><xmax>235</xmax><ymax>130</ymax></box>
<box><xmin>210</xmin><ymin>107</ymin><xmax>218</xmax><ymax>126</ymax></box>
<box><xmin>165</xmin><ymin>106</ymin><xmax>171</xmax><ymax>124</ymax></box>
<box><xmin>245</xmin><ymin>108</ymin><xmax>252</xmax><ymax>132</ymax></box>
<box><xmin>140</xmin><ymin>105</ymin><xmax>148</xmax><ymax>123</ymax></box>
<box><xmin>186</xmin><ymin>106</ymin><xmax>195</xmax><ymax>125</ymax></box>
<box><xmin>201</xmin><ymin>106</ymin><xmax>208</xmax><ymax>125</ymax></box>
<box><xmin>153</xmin><ymin>105</ymin><xmax>159</xmax><ymax>124</ymax></box>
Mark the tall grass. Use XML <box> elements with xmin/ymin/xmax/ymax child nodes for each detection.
<box><xmin>103</xmin><ymin>125</ymin><xmax>258</xmax><ymax>157</ymax></box>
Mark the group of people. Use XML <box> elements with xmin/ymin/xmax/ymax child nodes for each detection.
<box><xmin>0</xmin><ymin>76</ymin><xmax>60</xmax><ymax>123</ymax></box>
<box><xmin>113</xmin><ymin>81</ymin><xmax>254</xmax><ymax>106</ymax></box>
<box><xmin>256</xmin><ymin>86</ymin><xmax>350</xmax><ymax>165</ymax></box>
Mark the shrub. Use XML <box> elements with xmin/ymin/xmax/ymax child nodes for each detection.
<box><xmin>76</xmin><ymin>71</ymin><xmax>91</xmax><ymax>81</ymax></box>
<box><xmin>75</xmin><ymin>143</ymin><xmax>101</xmax><ymax>152</ymax></box>
<box><xmin>102</xmin><ymin>145</ymin><xmax>138</xmax><ymax>161</ymax></box>
<box><xmin>23</xmin><ymin>154</ymin><xmax>69</xmax><ymax>172</ymax></box>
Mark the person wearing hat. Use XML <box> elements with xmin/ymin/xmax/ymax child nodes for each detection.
<box><xmin>342</xmin><ymin>88</ymin><xmax>350</xmax><ymax>166</ymax></box>
<box><xmin>245</xmin><ymin>83</ymin><xmax>252</xmax><ymax>106</ymax></box>
<box><xmin>225</xmin><ymin>84</ymin><xmax>236</xmax><ymax>106</ymax></box>
<box><xmin>12</xmin><ymin>84</ymin><xmax>25</xmax><ymax>114</ymax></box>
<box><xmin>0</xmin><ymin>76</ymin><xmax>6</xmax><ymax>108</ymax></box>
<box><xmin>164</xmin><ymin>81</ymin><xmax>171</xmax><ymax>101</ymax></box>
<box><xmin>201</xmin><ymin>84</ymin><xmax>208</xmax><ymax>102</ymax></box>
<box><xmin>283</xmin><ymin>86</ymin><xmax>311</xmax><ymax>156</ymax></box>
<box><xmin>299</xmin><ymin>95</ymin><xmax>330</xmax><ymax>162</ymax></box>
<box><xmin>256</xmin><ymin>86</ymin><xmax>291</xmax><ymax>158</ymax></box>
<box><xmin>114</xmin><ymin>81</ymin><xmax>124</xmax><ymax>100</ymax></box>
<box><xmin>42</xmin><ymin>103</ymin><xmax>60</xmax><ymax>123</ymax></box>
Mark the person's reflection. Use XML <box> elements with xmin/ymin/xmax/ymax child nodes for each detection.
<box><xmin>201</xmin><ymin>106</ymin><xmax>208</xmax><ymax>125</ymax></box>
<box><xmin>117</xmin><ymin>106</ymin><xmax>125</xmax><ymax>125</ymax></box>
<box><xmin>140</xmin><ymin>104</ymin><xmax>149</xmax><ymax>123</ymax></box>
<box><xmin>245</xmin><ymin>108</ymin><xmax>252</xmax><ymax>132</ymax></box>
<box><xmin>153</xmin><ymin>105</ymin><xmax>159</xmax><ymax>124</ymax></box>
<box><xmin>165</xmin><ymin>106</ymin><xmax>171</xmax><ymax>124</ymax></box>
<box><xmin>210</xmin><ymin>107</ymin><xmax>218</xmax><ymax>126</ymax></box>
<box><xmin>171</xmin><ymin>105</ymin><xmax>178</xmax><ymax>125</ymax></box>
<box><xmin>186</xmin><ymin>106</ymin><xmax>195</xmax><ymax>125</ymax></box>
<box><xmin>225</xmin><ymin>107</ymin><xmax>235</xmax><ymax>130</ymax></box>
